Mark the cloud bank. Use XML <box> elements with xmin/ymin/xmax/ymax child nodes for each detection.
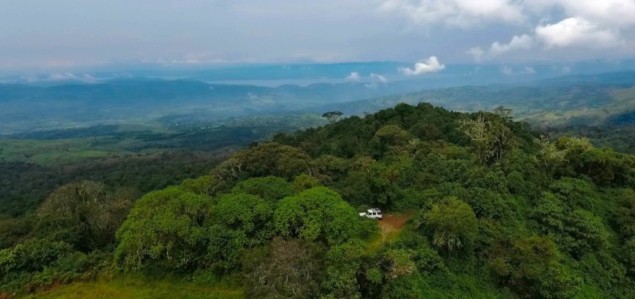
<box><xmin>535</xmin><ymin>18</ymin><xmax>622</xmax><ymax>49</ymax></box>
<box><xmin>380</xmin><ymin>0</ymin><xmax>635</xmax><ymax>62</ymax></box>
<box><xmin>380</xmin><ymin>0</ymin><xmax>525</xmax><ymax>28</ymax></box>
<box><xmin>1</xmin><ymin>0</ymin><xmax>634</xmax><ymax>70</ymax></box>
<box><xmin>399</xmin><ymin>56</ymin><xmax>445</xmax><ymax>76</ymax></box>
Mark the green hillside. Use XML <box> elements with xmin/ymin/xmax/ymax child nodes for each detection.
<box><xmin>2</xmin><ymin>102</ymin><xmax>635</xmax><ymax>298</ymax></box>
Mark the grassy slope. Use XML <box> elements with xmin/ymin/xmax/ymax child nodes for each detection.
<box><xmin>26</xmin><ymin>276</ymin><xmax>243</xmax><ymax>299</ymax></box>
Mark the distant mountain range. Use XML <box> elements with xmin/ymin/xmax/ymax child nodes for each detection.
<box><xmin>1</xmin><ymin>64</ymin><xmax>635</xmax><ymax>135</ymax></box>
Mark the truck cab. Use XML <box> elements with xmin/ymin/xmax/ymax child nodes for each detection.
<box><xmin>359</xmin><ymin>208</ymin><xmax>383</xmax><ymax>220</ymax></box>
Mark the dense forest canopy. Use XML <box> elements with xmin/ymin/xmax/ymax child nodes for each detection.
<box><xmin>2</xmin><ymin>102</ymin><xmax>635</xmax><ymax>298</ymax></box>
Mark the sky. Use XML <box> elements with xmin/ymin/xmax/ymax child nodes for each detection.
<box><xmin>1</xmin><ymin>0</ymin><xmax>635</xmax><ymax>72</ymax></box>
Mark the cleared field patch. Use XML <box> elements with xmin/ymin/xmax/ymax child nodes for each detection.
<box><xmin>368</xmin><ymin>213</ymin><xmax>412</xmax><ymax>251</ymax></box>
<box><xmin>0</xmin><ymin>138</ymin><xmax>134</xmax><ymax>166</ymax></box>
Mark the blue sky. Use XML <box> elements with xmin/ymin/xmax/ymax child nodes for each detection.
<box><xmin>1</xmin><ymin>0</ymin><xmax>634</xmax><ymax>71</ymax></box>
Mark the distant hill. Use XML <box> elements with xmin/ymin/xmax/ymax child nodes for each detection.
<box><xmin>320</xmin><ymin>71</ymin><xmax>635</xmax><ymax>128</ymax></box>
<box><xmin>2</xmin><ymin>70</ymin><xmax>635</xmax><ymax>136</ymax></box>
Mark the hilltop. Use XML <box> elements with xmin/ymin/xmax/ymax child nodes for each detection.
<box><xmin>2</xmin><ymin>102</ymin><xmax>635</xmax><ymax>298</ymax></box>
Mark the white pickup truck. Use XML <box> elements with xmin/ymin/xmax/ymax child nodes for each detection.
<box><xmin>359</xmin><ymin>208</ymin><xmax>383</xmax><ymax>220</ymax></box>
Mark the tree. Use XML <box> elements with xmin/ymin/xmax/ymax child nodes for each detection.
<box><xmin>244</xmin><ymin>238</ymin><xmax>323</xmax><ymax>299</ymax></box>
<box><xmin>372</xmin><ymin>125</ymin><xmax>414</xmax><ymax>157</ymax></box>
<box><xmin>422</xmin><ymin>197</ymin><xmax>478</xmax><ymax>252</ymax></box>
<box><xmin>532</xmin><ymin>192</ymin><xmax>610</xmax><ymax>258</ymax></box>
<box><xmin>487</xmin><ymin>236</ymin><xmax>581</xmax><ymax>298</ymax></box>
<box><xmin>274</xmin><ymin>187</ymin><xmax>363</xmax><ymax>245</ymax></box>
<box><xmin>214</xmin><ymin>193</ymin><xmax>274</xmax><ymax>245</ymax></box>
<box><xmin>114</xmin><ymin>187</ymin><xmax>214</xmax><ymax>271</ymax></box>
<box><xmin>492</xmin><ymin>106</ymin><xmax>513</xmax><ymax>121</ymax></box>
<box><xmin>459</xmin><ymin>113</ymin><xmax>516</xmax><ymax>165</ymax></box>
<box><xmin>622</xmin><ymin>238</ymin><xmax>635</xmax><ymax>277</ymax></box>
<box><xmin>322</xmin><ymin>111</ymin><xmax>344</xmax><ymax>124</ymax></box>
<box><xmin>535</xmin><ymin>135</ymin><xmax>566</xmax><ymax>176</ymax></box>
<box><xmin>322</xmin><ymin>240</ymin><xmax>369</xmax><ymax>298</ymax></box>
<box><xmin>292</xmin><ymin>173</ymin><xmax>320</xmax><ymax>192</ymax></box>
<box><xmin>180</xmin><ymin>175</ymin><xmax>223</xmax><ymax>196</ymax></box>
<box><xmin>231</xmin><ymin>176</ymin><xmax>294</xmax><ymax>203</ymax></box>
<box><xmin>383</xmin><ymin>249</ymin><xmax>417</xmax><ymax>280</ymax></box>
<box><xmin>228</xmin><ymin>143</ymin><xmax>312</xmax><ymax>180</ymax></box>
<box><xmin>34</xmin><ymin>181</ymin><xmax>132</xmax><ymax>251</ymax></box>
<box><xmin>0</xmin><ymin>238</ymin><xmax>73</xmax><ymax>276</ymax></box>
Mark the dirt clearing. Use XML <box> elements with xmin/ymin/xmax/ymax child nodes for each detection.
<box><xmin>379</xmin><ymin>213</ymin><xmax>411</xmax><ymax>240</ymax></box>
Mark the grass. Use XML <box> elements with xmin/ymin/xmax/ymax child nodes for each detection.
<box><xmin>25</xmin><ymin>275</ymin><xmax>243</xmax><ymax>299</ymax></box>
<box><xmin>0</xmin><ymin>138</ymin><xmax>135</xmax><ymax>166</ymax></box>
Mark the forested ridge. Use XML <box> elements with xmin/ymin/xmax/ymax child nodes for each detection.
<box><xmin>2</xmin><ymin>102</ymin><xmax>635</xmax><ymax>298</ymax></box>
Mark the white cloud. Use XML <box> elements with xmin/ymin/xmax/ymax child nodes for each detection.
<box><xmin>469</xmin><ymin>34</ymin><xmax>534</xmax><ymax>61</ymax></box>
<box><xmin>370</xmin><ymin>73</ymin><xmax>388</xmax><ymax>83</ymax></box>
<box><xmin>379</xmin><ymin>0</ymin><xmax>634</xmax><ymax>62</ymax></box>
<box><xmin>468</xmin><ymin>15</ymin><xmax>626</xmax><ymax>61</ymax></box>
<box><xmin>399</xmin><ymin>56</ymin><xmax>445</xmax><ymax>76</ymax></box>
<box><xmin>365</xmin><ymin>73</ymin><xmax>388</xmax><ymax>88</ymax></box>
<box><xmin>528</xmin><ymin>0</ymin><xmax>635</xmax><ymax>29</ymax></box>
<box><xmin>535</xmin><ymin>17</ymin><xmax>622</xmax><ymax>48</ymax></box>
<box><xmin>379</xmin><ymin>0</ymin><xmax>525</xmax><ymax>28</ymax></box>
<box><xmin>346</xmin><ymin>72</ymin><xmax>361</xmax><ymax>82</ymax></box>
<box><xmin>382</xmin><ymin>0</ymin><xmax>635</xmax><ymax>31</ymax></box>
<box><xmin>489</xmin><ymin>34</ymin><xmax>534</xmax><ymax>56</ymax></box>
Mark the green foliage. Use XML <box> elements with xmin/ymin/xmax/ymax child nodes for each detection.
<box><xmin>422</xmin><ymin>198</ymin><xmax>478</xmax><ymax>252</ymax></box>
<box><xmin>228</xmin><ymin>142</ymin><xmax>312</xmax><ymax>180</ymax></box>
<box><xmin>532</xmin><ymin>191</ymin><xmax>611</xmax><ymax>258</ymax></box>
<box><xmin>231</xmin><ymin>176</ymin><xmax>294</xmax><ymax>202</ymax></box>
<box><xmin>115</xmin><ymin>187</ymin><xmax>214</xmax><ymax>271</ymax></box>
<box><xmin>623</xmin><ymin>238</ymin><xmax>635</xmax><ymax>276</ymax></box>
<box><xmin>243</xmin><ymin>238</ymin><xmax>323</xmax><ymax>299</ymax></box>
<box><xmin>381</xmin><ymin>275</ymin><xmax>424</xmax><ymax>299</ymax></box>
<box><xmin>322</xmin><ymin>240</ymin><xmax>368</xmax><ymax>298</ymax></box>
<box><xmin>0</xmin><ymin>239</ymin><xmax>107</xmax><ymax>293</ymax></box>
<box><xmin>292</xmin><ymin>173</ymin><xmax>320</xmax><ymax>192</ymax></box>
<box><xmin>372</xmin><ymin>124</ymin><xmax>414</xmax><ymax>157</ymax></box>
<box><xmin>549</xmin><ymin>177</ymin><xmax>600</xmax><ymax>211</ymax></box>
<box><xmin>214</xmin><ymin>193</ymin><xmax>274</xmax><ymax>245</ymax></box>
<box><xmin>180</xmin><ymin>175</ymin><xmax>222</xmax><ymax>196</ymax></box>
<box><xmin>0</xmin><ymin>239</ymin><xmax>74</xmax><ymax>276</ymax></box>
<box><xmin>487</xmin><ymin>236</ymin><xmax>581</xmax><ymax>298</ymax></box>
<box><xmin>0</xmin><ymin>215</ymin><xmax>33</xmax><ymax>249</ymax></box>
<box><xmin>548</xmin><ymin>137</ymin><xmax>635</xmax><ymax>186</ymax></box>
<box><xmin>5</xmin><ymin>102</ymin><xmax>635</xmax><ymax>298</ymax></box>
<box><xmin>34</xmin><ymin>181</ymin><xmax>133</xmax><ymax>251</ymax></box>
<box><xmin>311</xmin><ymin>154</ymin><xmax>349</xmax><ymax>182</ymax></box>
<box><xmin>274</xmin><ymin>187</ymin><xmax>365</xmax><ymax>245</ymax></box>
<box><xmin>383</xmin><ymin>248</ymin><xmax>417</xmax><ymax>280</ymax></box>
<box><xmin>460</xmin><ymin>113</ymin><xmax>517</xmax><ymax>165</ymax></box>
<box><xmin>0</xmin><ymin>149</ymin><xmax>223</xmax><ymax>217</ymax></box>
